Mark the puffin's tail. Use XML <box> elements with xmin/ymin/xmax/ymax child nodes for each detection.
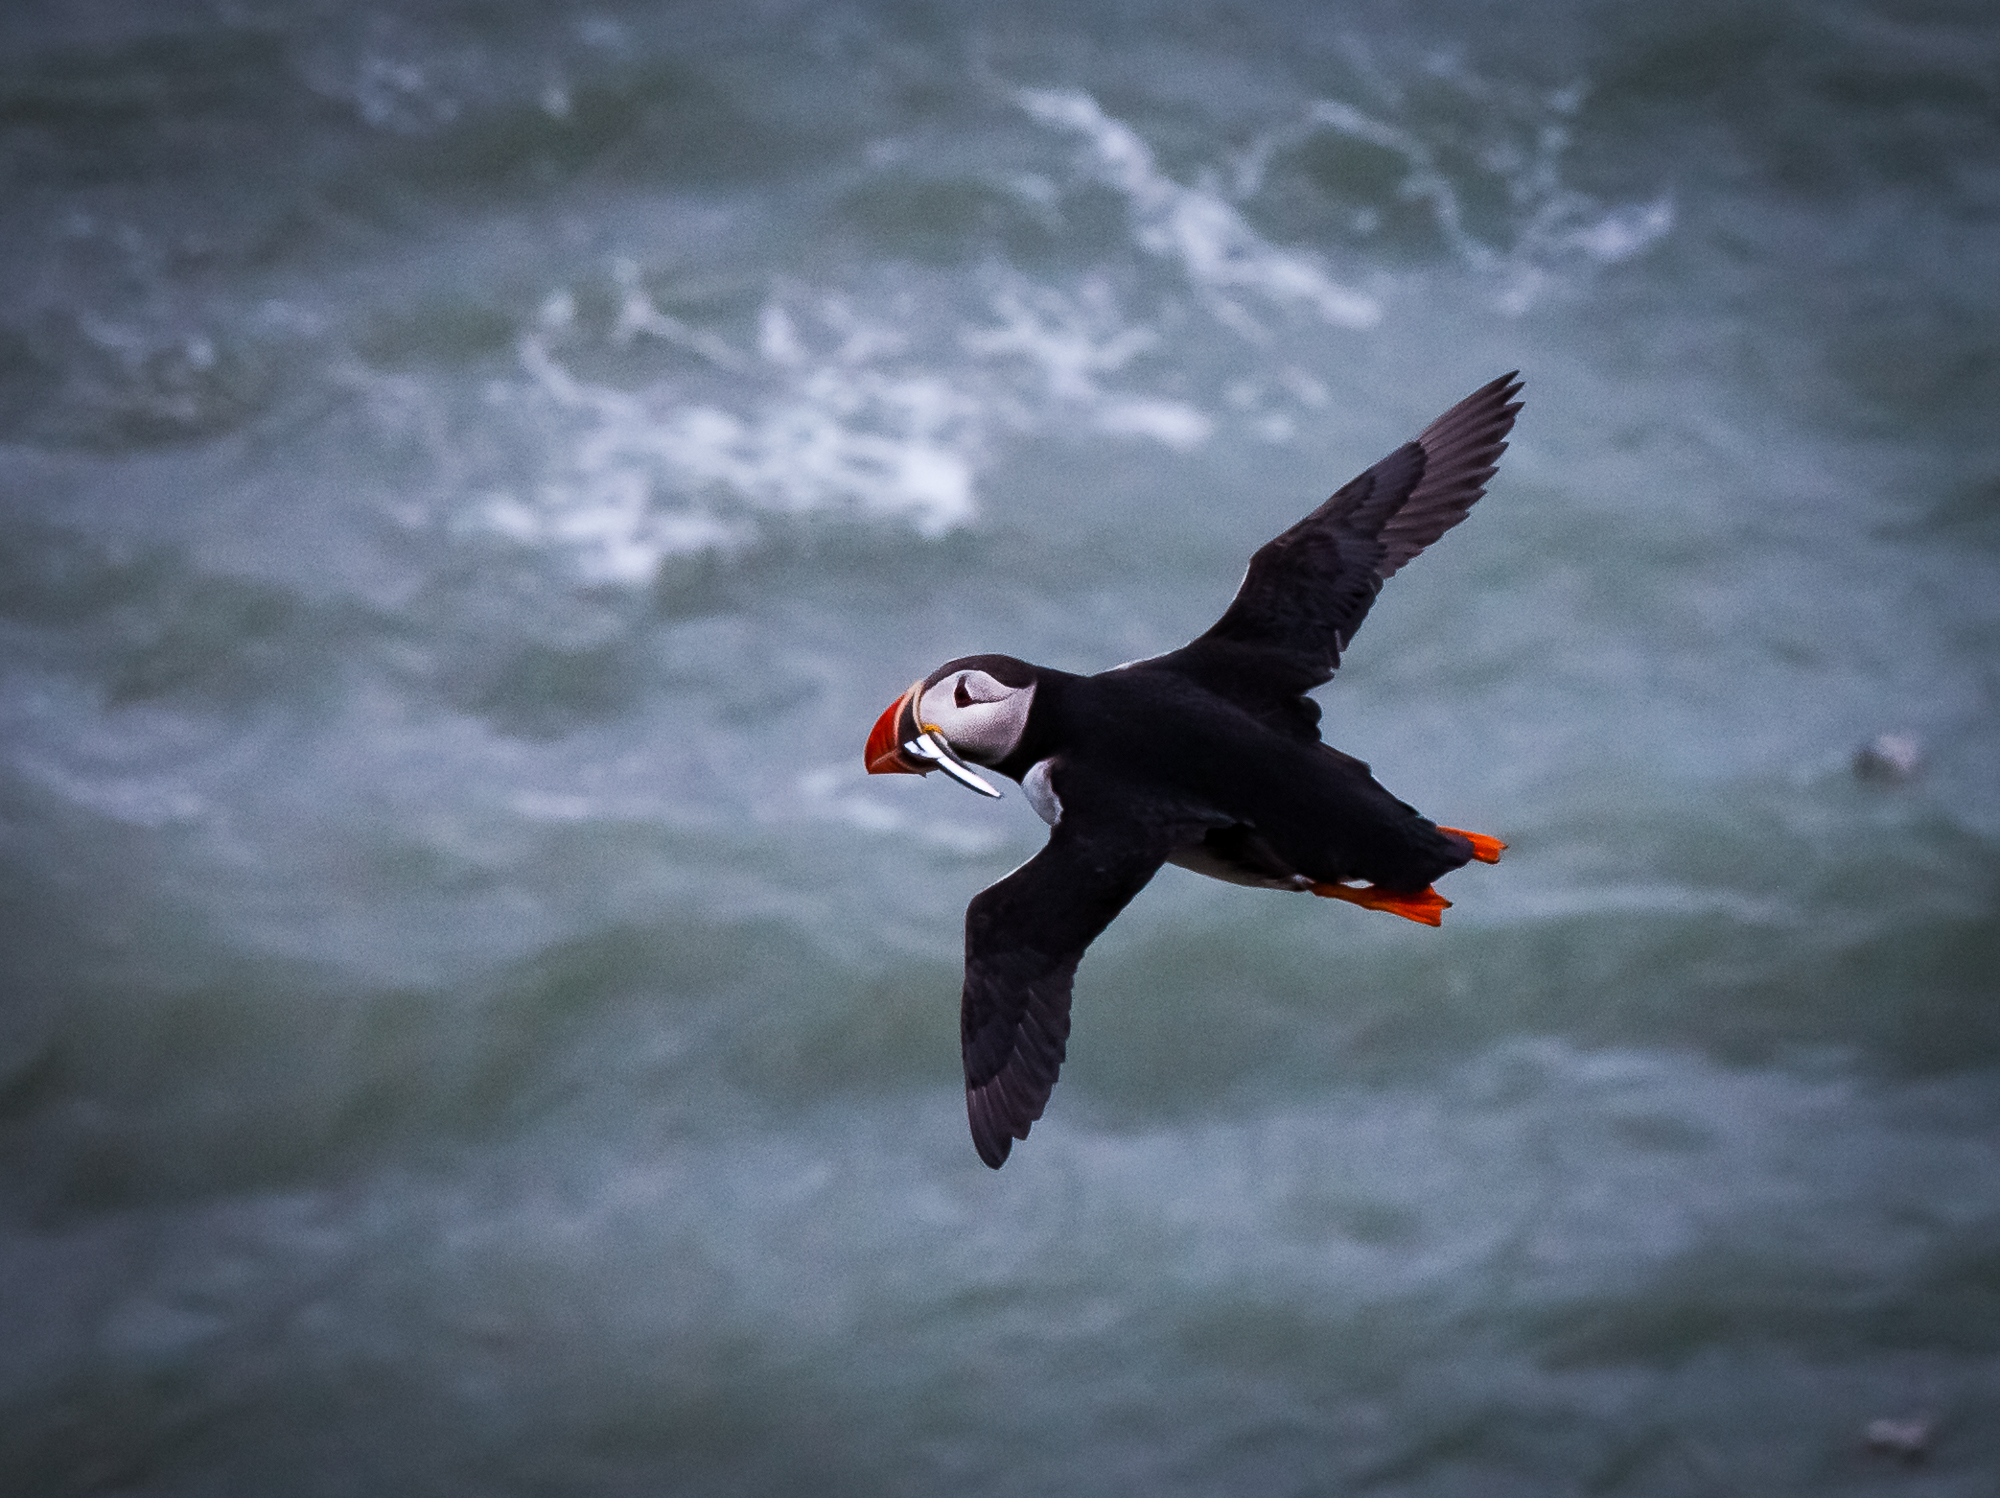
<box><xmin>1438</xmin><ymin>826</ymin><xmax>1506</xmax><ymax>864</ymax></box>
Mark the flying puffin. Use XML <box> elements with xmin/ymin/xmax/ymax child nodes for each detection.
<box><xmin>865</xmin><ymin>372</ymin><xmax>1522</xmax><ymax>1167</ymax></box>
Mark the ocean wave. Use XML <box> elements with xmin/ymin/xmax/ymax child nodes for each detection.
<box><xmin>1229</xmin><ymin>78</ymin><xmax>1674</xmax><ymax>313</ymax></box>
<box><xmin>464</xmin><ymin>260</ymin><xmax>1243</xmax><ymax>583</ymax></box>
<box><xmin>1</xmin><ymin>306</ymin><xmax>273</xmax><ymax>450</ymax></box>
<box><xmin>1019</xmin><ymin>87</ymin><xmax>1384</xmax><ymax>335</ymax></box>
<box><xmin>483</xmin><ymin>312</ymin><xmax>979</xmax><ymax>584</ymax></box>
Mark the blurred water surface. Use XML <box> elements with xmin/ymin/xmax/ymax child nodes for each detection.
<box><xmin>3</xmin><ymin>1</ymin><xmax>1999</xmax><ymax>1492</ymax></box>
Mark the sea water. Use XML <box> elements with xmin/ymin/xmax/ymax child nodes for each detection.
<box><xmin>2</xmin><ymin>1</ymin><xmax>1998</xmax><ymax>1492</ymax></box>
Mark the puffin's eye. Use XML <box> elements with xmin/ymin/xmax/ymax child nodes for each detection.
<box><xmin>954</xmin><ymin>676</ymin><xmax>973</xmax><ymax>709</ymax></box>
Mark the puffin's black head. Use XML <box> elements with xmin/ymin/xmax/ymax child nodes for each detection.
<box><xmin>864</xmin><ymin>654</ymin><xmax>1037</xmax><ymax>798</ymax></box>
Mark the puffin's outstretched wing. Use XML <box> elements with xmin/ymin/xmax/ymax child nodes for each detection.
<box><xmin>961</xmin><ymin>786</ymin><xmax>1188</xmax><ymax>1168</ymax></box>
<box><xmin>1159</xmin><ymin>373</ymin><xmax>1522</xmax><ymax>724</ymax></box>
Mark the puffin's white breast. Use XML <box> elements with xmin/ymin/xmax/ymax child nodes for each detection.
<box><xmin>1021</xmin><ymin>758</ymin><xmax>1061</xmax><ymax>826</ymax></box>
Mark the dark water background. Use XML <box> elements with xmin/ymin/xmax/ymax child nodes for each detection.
<box><xmin>3</xmin><ymin>1</ymin><xmax>1999</xmax><ymax>1492</ymax></box>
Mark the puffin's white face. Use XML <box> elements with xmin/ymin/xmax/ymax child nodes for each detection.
<box><xmin>914</xmin><ymin>668</ymin><xmax>1035</xmax><ymax>766</ymax></box>
<box><xmin>865</xmin><ymin>655</ymin><xmax>1038</xmax><ymax>798</ymax></box>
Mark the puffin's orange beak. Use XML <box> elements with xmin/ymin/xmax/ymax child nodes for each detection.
<box><xmin>864</xmin><ymin>678</ymin><xmax>1004</xmax><ymax>797</ymax></box>
<box><xmin>866</xmin><ymin>681</ymin><xmax>929</xmax><ymax>775</ymax></box>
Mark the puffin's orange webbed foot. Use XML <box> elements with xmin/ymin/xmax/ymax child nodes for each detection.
<box><xmin>1437</xmin><ymin>826</ymin><xmax>1506</xmax><ymax>864</ymax></box>
<box><xmin>1311</xmin><ymin>881</ymin><xmax>1451</xmax><ymax>926</ymax></box>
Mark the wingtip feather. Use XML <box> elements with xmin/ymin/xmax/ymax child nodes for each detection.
<box><xmin>968</xmin><ymin>1088</ymin><xmax>1014</xmax><ymax>1167</ymax></box>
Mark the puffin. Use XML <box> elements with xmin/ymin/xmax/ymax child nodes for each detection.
<box><xmin>865</xmin><ymin>372</ymin><xmax>1522</xmax><ymax>1167</ymax></box>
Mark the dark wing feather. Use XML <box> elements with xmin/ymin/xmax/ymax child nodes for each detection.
<box><xmin>1159</xmin><ymin>373</ymin><xmax>1522</xmax><ymax>720</ymax></box>
<box><xmin>961</xmin><ymin>804</ymin><xmax>1175</xmax><ymax>1168</ymax></box>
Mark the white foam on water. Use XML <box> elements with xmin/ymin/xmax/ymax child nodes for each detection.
<box><xmin>438</xmin><ymin>81</ymin><xmax>1680</xmax><ymax>587</ymax></box>
<box><xmin>959</xmin><ymin>280</ymin><xmax>1213</xmax><ymax>449</ymax></box>
<box><xmin>1019</xmin><ymin>88</ymin><xmax>1384</xmax><ymax>334</ymax></box>
<box><xmin>958</xmin><ymin>281</ymin><xmax>1159</xmax><ymax>402</ymax></box>
<box><xmin>1093</xmin><ymin>397</ymin><xmax>1214</xmax><ymax>451</ymax></box>
<box><xmin>480</xmin><ymin>316</ymin><xmax>982</xmax><ymax>583</ymax></box>
<box><xmin>608</xmin><ymin>258</ymin><xmax>753</xmax><ymax>372</ymax></box>
<box><xmin>1222</xmin><ymin>77</ymin><xmax>1673</xmax><ymax>315</ymax></box>
<box><xmin>452</xmin><ymin>79</ymin><xmax>1670</xmax><ymax>587</ymax></box>
<box><xmin>295</xmin><ymin>15</ymin><xmax>487</xmax><ymax>138</ymax></box>
<box><xmin>1569</xmin><ymin>197</ymin><xmax>1675</xmax><ymax>264</ymax></box>
<box><xmin>474</xmin><ymin>259</ymin><xmax>1245</xmax><ymax>584</ymax></box>
<box><xmin>756</xmin><ymin>304</ymin><xmax>806</xmax><ymax>367</ymax></box>
<box><xmin>16</xmin><ymin>755</ymin><xmax>207</xmax><ymax>828</ymax></box>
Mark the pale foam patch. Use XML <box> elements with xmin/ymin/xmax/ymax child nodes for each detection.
<box><xmin>480</xmin><ymin>471</ymin><xmax>746</xmax><ymax>587</ymax></box>
<box><xmin>607</xmin><ymin>258</ymin><xmax>753</xmax><ymax>372</ymax></box>
<box><xmin>18</xmin><ymin>755</ymin><xmax>206</xmax><ymax>828</ymax></box>
<box><xmin>481</xmin><ymin>307</ymin><xmax>980</xmax><ymax>584</ymax></box>
<box><xmin>958</xmin><ymin>281</ymin><xmax>1158</xmax><ymax>401</ymax></box>
<box><xmin>478</xmin><ymin>263</ymin><xmax>1235</xmax><ymax>582</ymax></box>
<box><xmin>958</xmin><ymin>280</ymin><xmax>1212</xmax><ymax>449</ymax></box>
<box><xmin>469</xmin><ymin>78</ymin><xmax>1536</xmax><ymax>587</ymax></box>
<box><xmin>1092</xmin><ymin>398</ymin><xmax>1213</xmax><ymax>451</ymax></box>
<box><xmin>1492</xmin><ymin>192</ymin><xmax>1675</xmax><ymax>316</ymax></box>
<box><xmin>1018</xmin><ymin>88</ymin><xmax>1382</xmax><ymax>334</ymax></box>
<box><xmin>1019</xmin><ymin>78</ymin><xmax>1671</xmax><ymax>329</ymax></box>
<box><xmin>1229</xmin><ymin>82</ymin><xmax>1673</xmax><ymax>316</ymax></box>
<box><xmin>1567</xmin><ymin>197</ymin><xmax>1675</xmax><ymax>264</ymax></box>
<box><xmin>298</xmin><ymin>19</ymin><xmax>473</xmax><ymax>137</ymax></box>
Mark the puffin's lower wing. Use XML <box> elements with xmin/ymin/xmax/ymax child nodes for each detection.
<box><xmin>961</xmin><ymin>805</ymin><xmax>1180</xmax><ymax>1168</ymax></box>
